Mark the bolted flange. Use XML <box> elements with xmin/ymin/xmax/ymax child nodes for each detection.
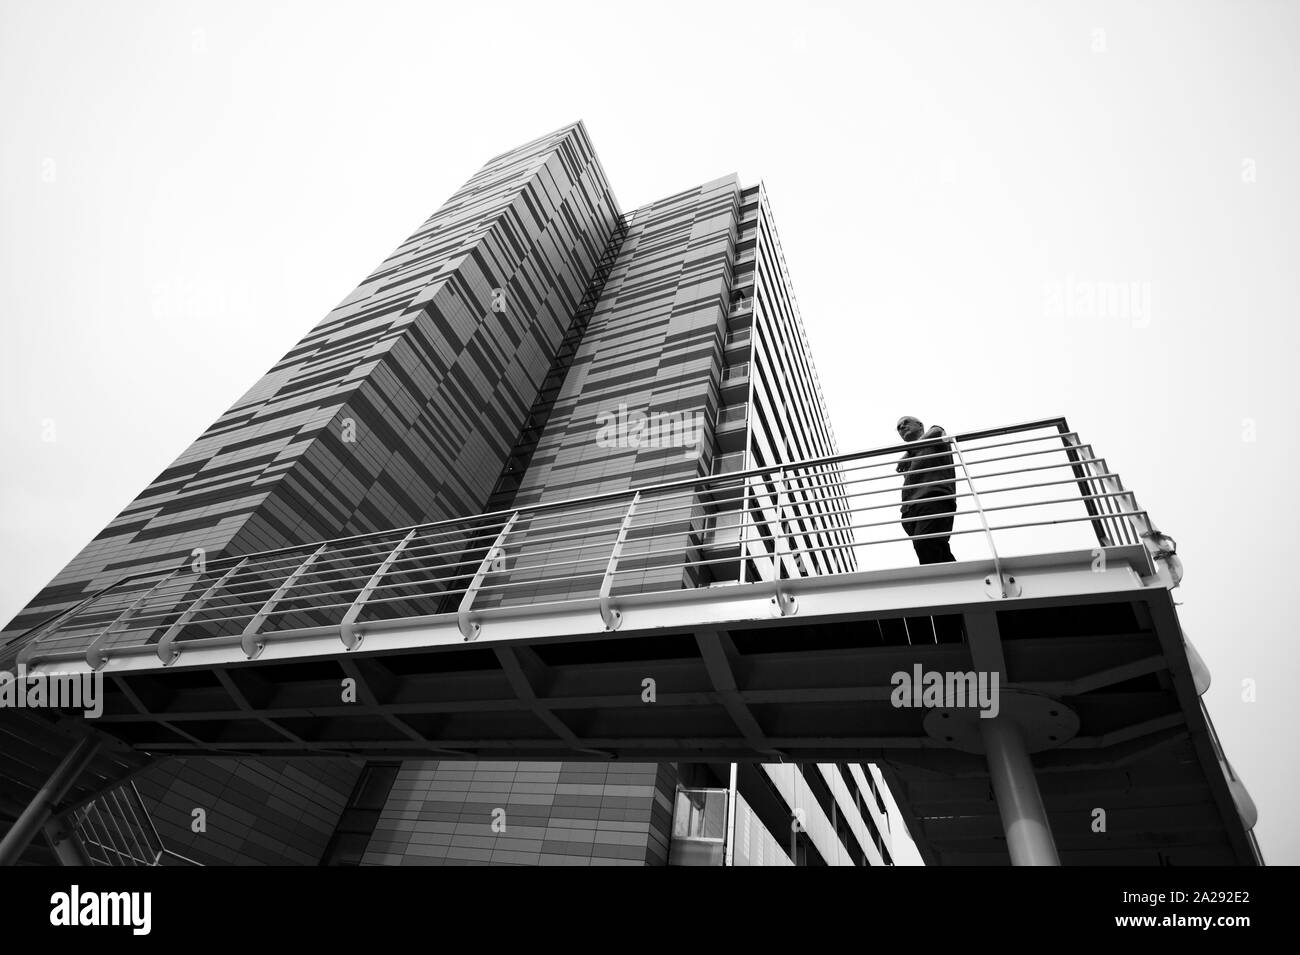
<box><xmin>923</xmin><ymin>688</ymin><xmax>1078</xmax><ymax>754</ymax></box>
<box><xmin>770</xmin><ymin>592</ymin><xmax>797</xmax><ymax>617</ymax></box>
<box><xmin>984</xmin><ymin>573</ymin><xmax>1022</xmax><ymax>599</ymax></box>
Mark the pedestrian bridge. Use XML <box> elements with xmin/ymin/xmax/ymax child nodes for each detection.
<box><xmin>0</xmin><ymin>418</ymin><xmax>1262</xmax><ymax>865</ymax></box>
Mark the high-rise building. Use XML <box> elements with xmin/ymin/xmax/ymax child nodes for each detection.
<box><xmin>1</xmin><ymin>122</ymin><xmax>901</xmax><ymax>866</ymax></box>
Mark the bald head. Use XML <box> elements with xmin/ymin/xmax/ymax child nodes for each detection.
<box><xmin>896</xmin><ymin>416</ymin><xmax>924</xmax><ymax>441</ymax></box>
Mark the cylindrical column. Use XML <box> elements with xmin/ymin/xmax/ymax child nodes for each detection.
<box><xmin>724</xmin><ymin>762</ymin><xmax>738</xmax><ymax>867</ymax></box>
<box><xmin>0</xmin><ymin>734</ymin><xmax>101</xmax><ymax>866</ymax></box>
<box><xmin>980</xmin><ymin>717</ymin><xmax>1060</xmax><ymax>866</ymax></box>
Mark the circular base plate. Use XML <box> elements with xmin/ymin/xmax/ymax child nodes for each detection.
<box><xmin>923</xmin><ymin>689</ymin><xmax>1079</xmax><ymax>754</ymax></box>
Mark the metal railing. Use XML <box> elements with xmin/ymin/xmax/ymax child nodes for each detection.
<box><xmin>71</xmin><ymin>781</ymin><xmax>200</xmax><ymax>866</ymax></box>
<box><xmin>15</xmin><ymin>418</ymin><xmax>1163</xmax><ymax>670</ymax></box>
<box><xmin>716</xmin><ymin>404</ymin><xmax>748</xmax><ymax>428</ymax></box>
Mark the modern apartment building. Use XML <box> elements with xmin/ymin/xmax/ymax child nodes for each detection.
<box><xmin>1</xmin><ymin>122</ymin><xmax>901</xmax><ymax>866</ymax></box>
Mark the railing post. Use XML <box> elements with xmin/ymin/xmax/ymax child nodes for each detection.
<box><xmin>1093</xmin><ymin>469</ymin><xmax>1133</xmax><ymax>546</ymax></box>
<box><xmin>340</xmin><ymin>529</ymin><xmax>417</xmax><ymax>651</ymax></box>
<box><xmin>458</xmin><ymin>513</ymin><xmax>519</xmax><ymax>641</ymax></box>
<box><xmin>85</xmin><ymin>568</ymin><xmax>181</xmax><ymax>670</ymax></box>
<box><xmin>738</xmin><ymin>474</ymin><xmax>751</xmax><ymax>585</ymax></box>
<box><xmin>16</xmin><ymin>578</ymin><xmax>135</xmax><ymax>669</ymax></box>
<box><xmin>1060</xmin><ymin>430</ymin><xmax>1117</xmax><ymax>548</ymax></box>
<box><xmin>241</xmin><ymin>542</ymin><xmax>328</xmax><ymax>659</ymax></box>
<box><xmin>949</xmin><ymin>436</ymin><xmax>1020</xmax><ymax>599</ymax></box>
<box><xmin>769</xmin><ymin>469</ymin><xmax>796</xmax><ymax>616</ymax></box>
<box><xmin>156</xmin><ymin>558</ymin><xmax>248</xmax><ymax>665</ymax></box>
<box><xmin>598</xmin><ymin>493</ymin><xmax>640</xmax><ymax>632</ymax></box>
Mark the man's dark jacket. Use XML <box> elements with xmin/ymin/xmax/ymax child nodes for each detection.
<box><xmin>897</xmin><ymin>425</ymin><xmax>957</xmax><ymax>517</ymax></box>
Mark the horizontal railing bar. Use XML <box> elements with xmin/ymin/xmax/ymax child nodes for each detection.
<box><xmin>138</xmin><ymin>529</ymin><xmax>636</xmax><ymax>620</ymax></box>
<box><xmin>71</xmin><ymin>480</ymin><xmax>1139</xmax><ymax>638</ymax></box>
<box><xmin>23</xmin><ymin>418</ymin><xmax>1158</xmax><ymax>663</ymax></box>
<box><xmin>78</xmin><ymin>523</ymin><xmax>1147</xmax><ymax>651</ymax></box>
<box><xmin>985</xmin><ymin>510</ymin><xmax>1149</xmax><ymax>536</ymax></box>
<box><xmin>97</xmin><ymin>417</ymin><xmax>1074</xmax><ymax>576</ymax></box>
<box><xmin>618</xmin><ymin>495</ymin><xmax>1145</xmax><ymax>572</ymax></box>
<box><xmin>71</xmin><ymin>429</ymin><xmax>1080</xmax><ymax>606</ymax></box>
<box><xmin>616</xmin><ymin>523</ymin><xmax>999</xmax><ymax>574</ymax></box>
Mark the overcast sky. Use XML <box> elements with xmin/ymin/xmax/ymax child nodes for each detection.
<box><xmin>2</xmin><ymin>0</ymin><xmax>1296</xmax><ymax>864</ymax></box>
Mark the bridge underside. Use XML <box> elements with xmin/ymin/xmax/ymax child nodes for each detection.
<box><xmin>6</xmin><ymin>548</ymin><xmax>1257</xmax><ymax>867</ymax></box>
<box><xmin>0</xmin><ymin>709</ymin><xmax>150</xmax><ymax>864</ymax></box>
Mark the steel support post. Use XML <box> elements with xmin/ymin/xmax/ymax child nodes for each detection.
<box><xmin>0</xmin><ymin>735</ymin><xmax>101</xmax><ymax>866</ymax></box>
<box><xmin>966</xmin><ymin>609</ymin><xmax>1060</xmax><ymax>866</ymax></box>
<box><xmin>43</xmin><ymin>817</ymin><xmax>91</xmax><ymax>866</ymax></box>
<box><xmin>979</xmin><ymin>717</ymin><xmax>1061</xmax><ymax>866</ymax></box>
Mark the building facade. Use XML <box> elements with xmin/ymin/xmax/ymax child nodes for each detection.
<box><xmin>2</xmin><ymin>122</ymin><xmax>902</xmax><ymax>866</ymax></box>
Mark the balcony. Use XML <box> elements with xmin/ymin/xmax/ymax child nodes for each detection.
<box><xmin>700</xmin><ymin>506</ymin><xmax>744</xmax><ymax>577</ymax></box>
<box><xmin>2</xmin><ymin>417</ymin><xmax>1261</xmax><ymax>866</ymax></box>
<box><xmin>714</xmin><ymin>403</ymin><xmax>746</xmax><ymax>453</ymax></box>
<box><xmin>668</xmin><ymin>787</ymin><xmax>728</xmax><ymax>866</ymax></box>
<box><xmin>7</xmin><ymin>419</ymin><xmax>1192</xmax><ymax>676</ymax></box>
<box><xmin>727</xmin><ymin>297</ymin><xmax>752</xmax><ymax>320</ymax></box>
<box><xmin>720</xmin><ymin>361</ymin><xmax>749</xmax><ymax>397</ymax></box>
<box><xmin>9</xmin><ymin>418</ymin><xmax>1190</xmax><ymax>671</ymax></box>
<box><xmin>723</xmin><ymin>326</ymin><xmax>751</xmax><ymax>353</ymax></box>
<box><xmin>711</xmin><ymin>450</ymin><xmax>745</xmax><ymax>476</ymax></box>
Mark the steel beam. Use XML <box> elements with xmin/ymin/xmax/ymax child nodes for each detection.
<box><xmin>696</xmin><ymin>630</ymin><xmax>778</xmax><ymax>755</ymax></box>
<box><xmin>493</xmin><ymin>645</ymin><xmax>610</xmax><ymax>758</ymax></box>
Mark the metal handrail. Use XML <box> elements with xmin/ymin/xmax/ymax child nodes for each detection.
<box><xmin>950</xmin><ymin>434</ymin><xmax>1008</xmax><ymax>594</ymax></box>
<box><xmin>16</xmin><ymin>417</ymin><xmax>1163</xmax><ymax>667</ymax></box>
<box><xmin>72</xmin><ymin>780</ymin><xmax>202</xmax><ymax>867</ymax></box>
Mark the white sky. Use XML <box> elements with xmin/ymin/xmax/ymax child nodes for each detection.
<box><xmin>2</xmin><ymin>0</ymin><xmax>1296</xmax><ymax>865</ymax></box>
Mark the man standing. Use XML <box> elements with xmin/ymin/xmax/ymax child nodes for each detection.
<box><xmin>896</xmin><ymin>416</ymin><xmax>957</xmax><ymax>564</ymax></box>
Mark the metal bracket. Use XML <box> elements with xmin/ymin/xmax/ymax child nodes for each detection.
<box><xmin>458</xmin><ymin>513</ymin><xmax>518</xmax><ymax>641</ymax></box>
<box><xmin>1141</xmin><ymin>529</ymin><xmax>1178</xmax><ymax>558</ymax></box>
<box><xmin>770</xmin><ymin>587</ymin><xmax>798</xmax><ymax>617</ymax></box>
<box><xmin>241</xmin><ymin>542</ymin><xmax>327</xmax><ymax>660</ymax></box>
<box><xmin>1140</xmin><ymin>528</ymin><xmax>1183</xmax><ymax>589</ymax></box>
<box><xmin>156</xmin><ymin>558</ymin><xmax>248</xmax><ymax>666</ymax></box>
<box><xmin>341</xmin><ymin>529</ymin><xmax>417</xmax><ymax>651</ymax></box>
<box><xmin>598</xmin><ymin>493</ymin><xmax>640</xmax><ymax>632</ymax></box>
<box><xmin>983</xmin><ymin>573</ymin><xmax>1022</xmax><ymax>600</ymax></box>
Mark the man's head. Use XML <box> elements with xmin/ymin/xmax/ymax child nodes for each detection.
<box><xmin>896</xmin><ymin>416</ymin><xmax>924</xmax><ymax>442</ymax></box>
